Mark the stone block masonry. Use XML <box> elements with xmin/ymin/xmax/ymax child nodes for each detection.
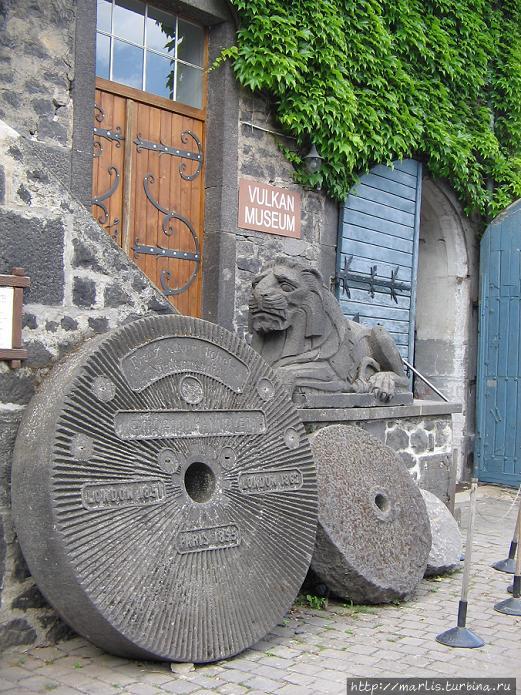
<box><xmin>0</xmin><ymin>1</ymin><xmax>77</xmax><ymax>182</ymax></box>
<box><xmin>0</xmin><ymin>120</ymin><xmax>173</xmax><ymax>651</ymax></box>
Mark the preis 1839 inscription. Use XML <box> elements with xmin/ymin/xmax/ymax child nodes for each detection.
<box><xmin>176</xmin><ymin>524</ymin><xmax>240</xmax><ymax>554</ymax></box>
<box><xmin>12</xmin><ymin>315</ymin><xmax>317</xmax><ymax>664</ymax></box>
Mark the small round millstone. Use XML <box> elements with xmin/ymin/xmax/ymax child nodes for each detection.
<box><xmin>12</xmin><ymin>316</ymin><xmax>317</xmax><ymax>663</ymax></box>
<box><xmin>309</xmin><ymin>425</ymin><xmax>431</xmax><ymax>603</ymax></box>
<box><xmin>421</xmin><ymin>489</ymin><xmax>462</xmax><ymax>576</ymax></box>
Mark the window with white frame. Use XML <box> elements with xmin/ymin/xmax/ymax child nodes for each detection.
<box><xmin>96</xmin><ymin>0</ymin><xmax>205</xmax><ymax>109</ymax></box>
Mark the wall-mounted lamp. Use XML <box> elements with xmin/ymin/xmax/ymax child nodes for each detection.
<box><xmin>303</xmin><ymin>143</ymin><xmax>324</xmax><ymax>174</ymax></box>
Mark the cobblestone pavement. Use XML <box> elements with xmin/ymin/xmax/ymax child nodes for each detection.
<box><xmin>1</xmin><ymin>485</ymin><xmax>520</xmax><ymax>694</ymax></box>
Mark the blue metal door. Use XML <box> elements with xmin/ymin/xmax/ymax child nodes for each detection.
<box><xmin>477</xmin><ymin>200</ymin><xmax>521</xmax><ymax>487</ymax></box>
<box><xmin>336</xmin><ymin>159</ymin><xmax>422</xmax><ymax>362</ymax></box>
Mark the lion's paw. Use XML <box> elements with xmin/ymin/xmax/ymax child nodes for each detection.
<box><xmin>368</xmin><ymin>372</ymin><xmax>397</xmax><ymax>402</ymax></box>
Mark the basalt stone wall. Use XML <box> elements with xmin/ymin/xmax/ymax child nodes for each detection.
<box><xmin>233</xmin><ymin>91</ymin><xmax>338</xmax><ymax>337</ymax></box>
<box><xmin>0</xmin><ymin>1</ymin><xmax>80</xmax><ymax>650</ymax></box>
<box><xmin>0</xmin><ymin>0</ymin><xmax>80</xmax><ymax>188</ymax></box>
<box><xmin>383</xmin><ymin>415</ymin><xmax>454</xmax><ymax>503</ymax></box>
<box><xmin>0</xmin><ymin>123</ymin><xmax>173</xmax><ymax>650</ymax></box>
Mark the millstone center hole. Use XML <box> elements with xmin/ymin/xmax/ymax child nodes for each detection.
<box><xmin>374</xmin><ymin>493</ymin><xmax>390</xmax><ymax>513</ymax></box>
<box><xmin>184</xmin><ymin>462</ymin><xmax>216</xmax><ymax>503</ymax></box>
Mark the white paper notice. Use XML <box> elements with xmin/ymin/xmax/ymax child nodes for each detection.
<box><xmin>0</xmin><ymin>287</ymin><xmax>14</xmax><ymax>350</ymax></box>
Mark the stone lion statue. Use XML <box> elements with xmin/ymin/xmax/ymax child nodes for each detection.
<box><xmin>248</xmin><ymin>259</ymin><xmax>409</xmax><ymax>401</ymax></box>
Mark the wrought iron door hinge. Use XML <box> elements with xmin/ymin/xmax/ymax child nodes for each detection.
<box><xmin>93</xmin><ymin>126</ymin><xmax>125</xmax><ymax>144</ymax></box>
<box><xmin>335</xmin><ymin>255</ymin><xmax>412</xmax><ymax>303</ymax></box>
<box><xmin>134</xmin><ymin>130</ymin><xmax>203</xmax><ymax>180</ymax></box>
<box><xmin>133</xmin><ymin>243</ymin><xmax>199</xmax><ymax>262</ymax></box>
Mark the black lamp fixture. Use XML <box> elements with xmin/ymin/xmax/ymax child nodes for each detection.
<box><xmin>303</xmin><ymin>143</ymin><xmax>323</xmax><ymax>174</ymax></box>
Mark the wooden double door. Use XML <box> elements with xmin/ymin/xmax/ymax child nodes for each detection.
<box><xmin>92</xmin><ymin>79</ymin><xmax>204</xmax><ymax>316</ymax></box>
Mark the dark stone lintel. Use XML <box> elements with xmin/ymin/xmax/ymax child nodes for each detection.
<box><xmin>297</xmin><ymin>400</ymin><xmax>463</xmax><ymax>423</ymax></box>
<box><xmin>296</xmin><ymin>392</ymin><xmax>414</xmax><ymax>409</ymax></box>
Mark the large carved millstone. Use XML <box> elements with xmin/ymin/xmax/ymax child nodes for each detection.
<box><xmin>12</xmin><ymin>315</ymin><xmax>317</xmax><ymax>663</ymax></box>
<box><xmin>309</xmin><ymin>425</ymin><xmax>431</xmax><ymax>603</ymax></box>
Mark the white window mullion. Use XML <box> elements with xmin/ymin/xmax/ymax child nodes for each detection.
<box><xmin>143</xmin><ymin>2</ymin><xmax>148</xmax><ymax>91</ymax></box>
<box><xmin>109</xmin><ymin>0</ymin><xmax>115</xmax><ymax>80</ymax></box>
<box><xmin>172</xmin><ymin>16</ymin><xmax>179</xmax><ymax>101</ymax></box>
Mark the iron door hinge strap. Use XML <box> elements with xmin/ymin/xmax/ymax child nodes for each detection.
<box><xmin>91</xmin><ymin>166</ymin><xmax>120</xmax><ymax>239</ymax></box>
<box><xmin>133</xmin><ymin>243</ymin><xmax>199</xmax><ymax>262</ymax></box>
<box><xmin>139</xmin><ymin>173</ymin><xmax>201</xmax><ymax>296</ymax></box>
<box><xmin>93</xmin><ymin>126</ymin><xmax>125</xmax><ymax>144</ymax></box>
<box><xmin>134</xmin><ymin>131</ymin><xmax>203</xmax><ymax>180</ymax></box>
<box><xmin>134</xmin><ymin>135</ymin><xmax>202</xmax><ymax>161</ymax></box>
<box><xmin>93</xmin><ymin>104</ymin><xmax>125</xmax><ymax>156</ymax></box>
<box><xmin>335</xmin><ymin>255</ymin><xmax>412</xmax><ymax>303</ymax></box>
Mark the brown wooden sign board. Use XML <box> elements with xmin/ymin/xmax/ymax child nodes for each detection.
<box><xmin>0</xmin><ymin>268</ymin><xmax>30</xmax><ymax>368</ymax></box>
<box><xmin>238</xmin><ymin>179</ymin><xmax>301</xmax><ymax>238</ymax></box>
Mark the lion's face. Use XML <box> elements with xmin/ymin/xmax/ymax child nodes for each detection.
<box><xmin>249</xmin><ymin>264</ymin><xmax>314</xmax><ymax>334</ymax></box>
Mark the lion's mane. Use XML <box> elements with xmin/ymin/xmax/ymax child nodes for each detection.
<box><xmin>249</xmin><ymin>259</ymin><xmax>355</xmax><ymax>389</ymax></box>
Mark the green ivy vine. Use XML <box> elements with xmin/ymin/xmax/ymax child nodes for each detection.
<box><xmin>220</xmin><ymin>0</ymin><xmax>521</xmax><ymax>218</ymax></box>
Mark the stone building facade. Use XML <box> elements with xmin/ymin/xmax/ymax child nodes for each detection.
<box><xmin>0</xmin><ymin>0</ymin><xmax>479</xmax><ymax>649</ymax></box>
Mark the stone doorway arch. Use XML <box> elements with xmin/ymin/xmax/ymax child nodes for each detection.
<box><xmin>413</xmin><ymin>178</ymin><xmax>479</xmax><ymax>479</ymax></box>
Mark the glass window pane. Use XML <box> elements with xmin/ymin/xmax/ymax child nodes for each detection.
<box><xmin>146</xmin><ymin>52</ymin><xmax>174</xmax><ymax>99</ymax></box>
<box><xmin>177</xmin><ymin>20</ymin><xmax>204</xmax><ymax>66</ymax></box>
<box><xmin>113</xmin><ymin>0</ymin><xmax>145</xmax><ymax>45</ymax></box>
<box><xmin>176</xmin><ymin>63</ymin><xmax>202</xmax><ymax>109</ymax></box>
<box><xmin>96</xmin><ymin>32</ymin><xmax>110</xmax><ymax>79</ymax></box>
<box><xmin>146</xmin><ymin>7</ymin><xmax>176</xmax><ymax>55</ymax></box>
<box><xmin>113</xmin><ymin>39</ymin><xmax>143</xmax><ymax>89</ymax></box>
<box><xmin>97</xmin><ymin>0</ymin><xmax>112</xmax><ymax>33</ymax></box>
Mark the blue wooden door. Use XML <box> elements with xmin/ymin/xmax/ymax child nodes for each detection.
<box><xmin>477</xmin><ymin>200</ymin><xmax>521</xmax><ymax>487</ymax></box>
<box><xmin>336</xmin><ymin>159</ymin><xmax>422</xmax><ymax>362</ymax></box>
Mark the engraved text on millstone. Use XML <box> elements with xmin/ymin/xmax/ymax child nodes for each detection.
<box><xmin>238</xmin><ymin>469</ymin><xmax>303</xmax><ymax>494</ymax></box>
<box><xmin>176</xmin><ymin>524</ymin><xmax>241</xmax><ymax>554</ymax></box>
<box><xmin>81</xmin><ymin>479</ymin><xmax>166</xmax><ymax>511</ymax></box>
<box><xmin>120</xmin><ymin>337</ymin><xmax>249</xmax><ymax>392</ymax></box>
<box><xmin>115</xmin><ymin>410</ymin><xmax>266</xmax><ymax>440</ymax></box>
